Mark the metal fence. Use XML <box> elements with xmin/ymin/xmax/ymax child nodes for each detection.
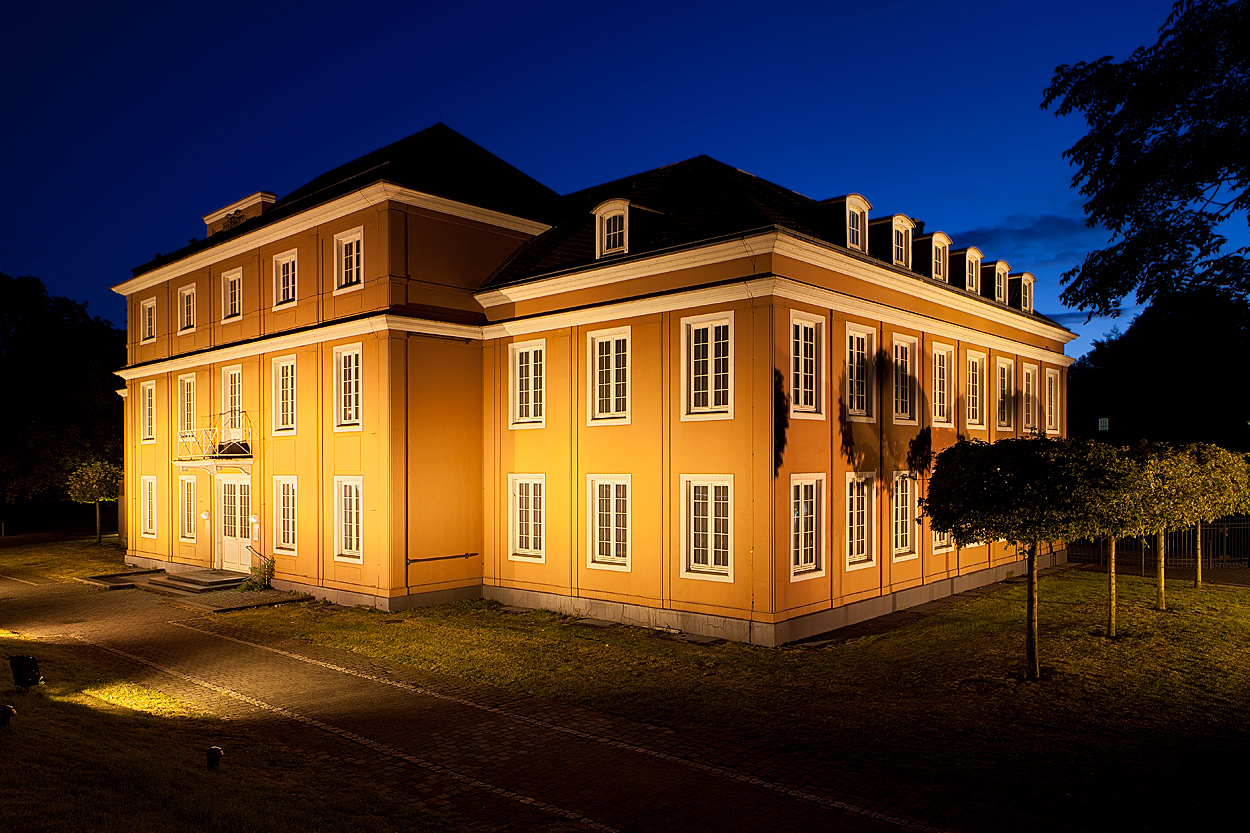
<box><xmin>1066</xmin><ymin>516</ymin><xmax>1250</xmax><ymax>569</ymax></box>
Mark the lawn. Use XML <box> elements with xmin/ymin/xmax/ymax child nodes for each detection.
<box><xmin>0</xmin><ymin>536</ymin><xmax>128</xmax><ymax>580</ymax></box>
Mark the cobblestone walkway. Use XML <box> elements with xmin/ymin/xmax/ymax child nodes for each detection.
<box><xmin>0</xmin><ymin>575</ymin><xmax>1071</xmax><ymax>832</ymax></box>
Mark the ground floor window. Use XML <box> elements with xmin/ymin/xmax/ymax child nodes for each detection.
<box><xmin>509</xmin><ymin>474</ymin><xmax>545</xmax><ymax>560</ymax></box>
<box><xmin>274</xmin><ymin>477</ymin><xmax>297</xmax><ymax>553</ymax></box>
<box><xmin>334</xmin><ymin>476</ymin><xmax>362</xmax><ymax>561</ymax></box>
<box><xmin>588</xmin><ymin>475</ymin><xmax>629</xmax><ymax>569</ymax></box>
<box><xmin>682</xmin><ymin>475</ymin><xmax>733</xmax><ymax>580</ymax></box>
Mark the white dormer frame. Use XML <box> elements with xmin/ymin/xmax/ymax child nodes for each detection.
<box><xmin>964</xmin><ymin>248</ymin><xmax>983</xmax><ymax>294</ymax></box>
<box><xmin>923</xmin><ymin>232</ymin><xmax>952</xmax><ymax>282</ymax></box>
<box><xmin>993</xmin><ymin>262</ymin><xmax>1010</xmax><ymax>303</ymax></box>
<box><xmin>593</xmin><ymin>199</ymin><xmax>630</xmax><ymax>258</ymax></box>
<box><xmin>890</xmin><ymin>215</ymin><xmax>916</xmax><ymax>269</ymax></box>
<box><xmin>1015</xmin><ymin>272</ymin><xmax>1035</xmax><ymax>313</ymax></box>
<box><xmin>845</xmin><ymin>194</ymin><xmax>872</xmax><ymax>252</ymax></box>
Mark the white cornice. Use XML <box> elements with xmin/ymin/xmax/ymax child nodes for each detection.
<box><xmin>113</xmin><ymin>184</ymin><xmax>551</xmax><ymax>297</ymax></box>
<box><xmin>203</xmin><ymin>191</ymin><xmax>276</xmax><ymax>225</ymax></box>
<box><xmin>116</xmin><ymin>315</ymin><xmax>483</xmax><ymax>380</ymax></box>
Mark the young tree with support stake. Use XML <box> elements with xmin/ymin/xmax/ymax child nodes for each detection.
<box><xmin>1186</xmin><ymin>445</ymin><xmax>1250</xmax><ymax>588</ymax></box>
<box><xmin>1128</xmin><ymin>444</ymin><xmax>1204</xmax><ymax>610</ymax></box>
<box><xmin>67</xmin><ymin>461</ymin><xmax>122</xmax><ymax>544</ymax></box>
<box><xmin>921</xmin><ymin>436</ymin><xmax>1125</xmax><ymax>681</ymax></box>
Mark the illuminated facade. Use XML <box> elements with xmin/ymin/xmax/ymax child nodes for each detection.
<box><xmin>114</xmin><ymin>124</ymin><xmax>1072</xmax><ymax>645</ymax></box>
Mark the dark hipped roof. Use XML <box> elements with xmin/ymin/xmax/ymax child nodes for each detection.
<box><xmin>482</xmin><ymin>155</ymin><xmax>823</xmax><ymax>289</ymax></box>
<box><xmin>130</xmin><ymin>124</ymin><xmax>560</xmax><ymax>277</ymax></box>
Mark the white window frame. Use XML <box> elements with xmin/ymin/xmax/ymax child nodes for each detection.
<box><xmin>893</xmin><ymin>227</ymin><xmax>911</xmax><ymax>268</ymax></box>
<box><xmin>333</xmin><ymin>344</ymin><xmax>362</xmax><ymax>431</ymax></box>
<box><xmin>1045</xmin><ymin>369</ymin><xmax>1061</xmax><ymax>434</ymax></box>
<box><xmin>333</xmin><ymin>476</ymin><xmax>363</xmax><ymax>562</ymax></box>
<box><xmin>273</xmin><ymin>476</ymin><xmax>297</xmax><ymax>554</ymax></box>
<box><xmin>1022</xmin><ymin>364</ymin><xmax>1039</xmax><ymax>431</ymax></box>
<box><xmin>272</xmin><ymin>356</ymin><xmax>297</xmax><ymax>434</ymax></box>
<box><xmin>140</xmin><ymin>476</ymin><xmax>157</xmax><ymax>539</ymax></box>
<box><xmin>592</xmin><ymin>199</ymin><xmax>630</xmax><ymax>258</ymax></box>
<box><xmin>223</xmin><ymin>365</ymin><xmax>243</xmax><ymax>432</ymax></box>
<box><xmin>892</xmin><ymin>335</ymin><xmax>918</xmax><ymax>425</ymax></box>
<box><xmin>1022</xmin><ymin>277</ymin><xmax>1034</xmax><ymax>313</ymax></box>
<box><xmin>933</xmin><ymin>526</ymin><xmax>954</xmax><ymax>553</ymax></box>
<box><xmin>966</xmin><ymin>257</ymin><xmax>981</xmax><ymax>294</ymax></box>
<box><xmin>995</xmin><ymin>267</ymin><xmax>1008</xmax><ymax>303</ymax></box>
<box><xmin>177</xmin><ymin>374</ymin><xmax>196</xmax><ymax>439</ymax></box>
<box><xmin>933</xmin><ymin>243</ymin><xmax>947</xmax><ymax>281</ymax></box>
<box><xmin>996</xmin><ymin>358</ymin><xmax>1015</xmax><ymax>429</ymax></box>
<box><xmin>587</xmin><ymin>474</ymin><xmax>630</xmax><ymax>571</ymax></box>
<box><xmin>846</xmin><ymin>196</ymin><xmax>870</xmax><ymax>252</ymax></box>
<box><xmin>508</xmin><ymin>474</ymin><xmax>546</xmax><ymax>562</ymax></box>
<box><xmin>140</xmin><ymin>298</ymin><xmax>156</xmax><ymax>342</ymax></box>
<box><xmin>932</xmin><ymin>343</ymin><xmax>954</xmax><ymax>426</ymax></box>
<box><xmin>680</xmin><ymin>311</ymin><xmax>734</xmax><ymax>422</ymax></box>
<box><xmin>892</xmin><ymin>472</ymin><xmax>917</xmax><ymax>561</ymax></box>
<box><xmin>333</xmin><ymin>227</ymin><xmax>364</xmax><ymax>294</ymax></box>
<box><xmin>680</xmin><ymin>474</ymin><xmax>734</xmax><ymax>582</ymax></box>
<box><xmin>222</xmin><ymin>267</ymin><xmax>243</xmax><ymax>321</ymax></box>
<box><xmin>178</xmin><ymin>475</ymin><xmax>197</xmax><ymax>543</ymax></box>
<box><xmin>273</xmin><ymin>249</ymin><xmax>298</xmax><ymax>308</ymax></box>
<box><xmin>790</xmin><ymin>473</ymin><xmax>827</xmax><ymax>581</ymax></box>
<box><xmin>846</xmin><ymin>472</ymin><xmax>876</xmax><ymax>571</ymax></box>
<box><xmin>509</xmin><ymin>339</ymin><xmax>546</xmax><ymax>429</ymax></box>
<box><xmin>845</xmin><ymin>325</ymin><xmax>875</xmax><ymax>422</ymax></box>
<box><xmin>789</xmin><ymin>310</ymin><xmax>825</xmax><ymax>420</ymax></box>
<box><xmin>966</xmin><ymin>351</ymin><xmax>986</xmax><ymax>430</ymax></box>
<box><xmin>177</xmin><ymin>285</ymin><xmax>196</xmax><ymax>333</ymax></box>
<box><xmin>140</xmin><ymin>381</ymin><xmax>156</xmax><ymax>443</ymax></box>
<box><xmin>587</xmin><ymin>327</ymin><xmax>630</xmax><ymax>425</ymax></box>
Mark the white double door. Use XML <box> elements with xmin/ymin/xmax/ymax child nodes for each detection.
<box><xmin>217</xmin><ymin>474</ymin><xmax>252</xmax><ymax>573</ymax></box>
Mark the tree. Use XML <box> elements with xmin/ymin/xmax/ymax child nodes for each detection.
<box><xmin>1127</xmin><ymin>443</ymin><xmax>1204</xmax><ymax>610</ymax></box>
<box><xmin>1187</xmin><ymin>445</ymin><xmax>1250</xmax><ymax>587</ymax></box>
<box><xmin>920</xmin><ymin>436</ymin><xmax>1127</xmax><ymax>680</ymax></box>
<box><xmin>66</xmin><ymin>461</ymin><xmax>123</xmax><ymax>544</ymax></box>
<box><xmin>1041</xmin><ymin>0</ymin><xmax>1250</xmax><ymax>317</ymax></box>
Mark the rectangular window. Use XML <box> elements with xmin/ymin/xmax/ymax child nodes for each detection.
<box><xmin>846</xmin><ymin>473</ymin><xmax>875</xmax><ymax>568</ymax></box>
<box><xmin>848</xmin><ymin>209</ymin><xmax>863</xmax><ymax>250</ymax></box>
<box><xmin>996</xmin><ymin>359</ymin><xmax>1014</xmax><ymax>429</ymax></box>
<box><xmin>140</xmin><ymin>381</ymin><xmax>156</xmax><ymax>443</ymax></box>
<box><xmin>334</xmin><ymin>476</ymin><xmax>362</xmax><ymax>560</ymax></box>
<box><xmin>967</xmin><ymin>260</ymin><xmax>980</xmax><ymax>294</ymax></box>
<box><xmin>932</xmin><ymin>344</ymin><xmax>953</xmax><ymax>425</ymax></box>
<box><xmin>510</xmin><ymin>340</ymin><xmax>545</xmax><ymax>428</ymax></box>
<box><xmin>683</xmin><ymin>313</ymin><xmax>733</xmax><ymax>419</ymax></box>
<box><xmin>683</xmin><ymin>475</ymin><xmax>733</xmax><ymax>580</ymax></box>
<box><xmin>178</xmin><ymin>286</ymin><xmax>196</xmax><ymax>332</ymax></box>
<box><xmin>179</xmin><ymin>475</ymin><xmax>197</xmax><ymax>542</ymax></box>
<box><xmin>509</xmin><ymin>474</ymin><xmax>545</xmax><ymax>560</ymax></box>
<box><xmin>141</xmin><ymin>476</ymin><xmax>157</xmax><ymax>538</ymax></box>
<box><xmin>1022</xmin><ymin>280</ymin><xmax>1033</xmax><ymax>313</ymax></box>
<box><xmin>1046</xmin><ymin>369</ymin><xmax>1061</xmax><ymax>433</ymax></box>
<box><xmin>273</xmin><ymin>356</ymin><xmax>297</xmax><ymax>433</ymax></box>
<box><xmin>892</xmin><ymin>473</ymin><xmax>916</xmax><ymax>560</ymax></box>
<box><xmin>893</xmin><ymin>336</ymin><xmax>917</xmax><ymax>422</ymax></box>
<box><xmin>587</xmin><ymin>475</ymin><xmax>630</xmax><ymax>569</ymax></box>
<box><xmin>603</xmin><ymin>213</ymin><xmax>626</xmax><ymax>252</ymax></box>
<box><xmin>845</xmin><ymin>326</ymin><xmax>875</xmax><ymax>420</ymax></box>
<box><xmin>334</xmin><ymin>345</ymin><xmax>362</xmax><ymax>429</ymax></box>
<box><xmin>933</xmin><ymin>527</ymin><xmax>954</xmax><ymax>553</ymax></box>
<box><xmin>223</xmin><ymin>366</ymin><xmax>243</xmax><ymax>432</ymax></box>
<box><xmin>273</xmin><ymin>250</ymin><xmax>297</xmax><ymax>306</ymax></box>
<box><xmin>966</xmin><ymin>352</ymin><xmax>985</xmax><ymax>428</ymax></box>
<box><xmin>177</xmin><ymin>374</ymin><xmax>196</xmax><ymax>439</ymax></box>
<box><xmin>140</xmin><ymin>298</ymin><xmax>156</xmax><ymax>342</ymax></box>
<box><xmin>334</xmin><ymin>228</ymin><xmax>363</xmax><ymax>291</ymax></box>
<box><xmin>790</xmin><ymin>312</ymin><xmax>823</xmax><ymax>418</ymax></box>
<box><xmin>933</xmin><ymin>245</ymin><xmax>946</xmax><ymax>280</ymax></box>
<box><xmin>223</xmin><ymin>268</ymin><xmax>242</xmax><ymax>320</ymax></box>
<box><xmin>995</xmin><ymin>270</ymin><xmax>1006</xmax><ymax>302</ymax></box>
<box><xmin>274</xmin><ymin>476</ymin><xmax>297</xmax><ymax>553</ymax></box>
<box><xmin>791</xmin><ymin>473</ymin><xmax>825</xmax><ymax>578</ymax></box>
<box><xmin>894</xmin><ymin>228</ymin><xmax>907</xmax><ymax>265</ymax></box>
<box><xmin>588</xmin><ymin>328</ymin><xmax>629</xmax><ymax>422</ymax></box>
<box><xmin>1022</xmin><ymin>365</ymin><xmax>1038</xmax><ymax>430</ymax></box>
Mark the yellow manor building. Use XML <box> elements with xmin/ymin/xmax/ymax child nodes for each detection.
<box><xmin>113</xmin><ymin>124</ymin><xmax>1073</xmax><ymax>645</ymax></box>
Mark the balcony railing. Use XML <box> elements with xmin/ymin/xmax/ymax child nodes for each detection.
<box><xmin>176</xmin><ymin>410</ymin><xmax>253</xmax><ymax>463</ymax></box>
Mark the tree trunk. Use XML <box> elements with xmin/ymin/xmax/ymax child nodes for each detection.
<box><xmin>95</xmin><ymin>500</ymin><xmax>101</xmax><ymax>545</ymax></box>
<box><xmin>1156</xmin><ymin>529</ymin><xmax>1166</xmax><ymax>611</ymax></box>
<box><xmin>1107</xmin><ymin>536</ymin><xmax>1117</xmax><ymax>638</ymax></box>
<box><xmin>1195</xmin><ymin>521</ymin><xmax>1203</xmax><ymax>589</ymax></box>
<box><xmin>1026</xmin><ymin>540</ymin><xmax>1039</xmax><ymax>681</ymax></box>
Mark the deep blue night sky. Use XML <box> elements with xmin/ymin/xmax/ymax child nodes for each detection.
<box><xmin>2</xmin><ymin>0</ymin><xmax>1180</xmax><ymax>355</ymax></box>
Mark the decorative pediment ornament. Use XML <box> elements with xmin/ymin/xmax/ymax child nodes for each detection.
<box><xmin>220</xmin><ymin>210</ymin><xmax>246</xmax><ymax>230</ymax></box>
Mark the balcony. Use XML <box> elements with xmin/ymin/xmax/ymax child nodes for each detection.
<box><xmin>174</xmin><ymin>410</ymin><xmax>254</xmax><ymax>473</ymax></box>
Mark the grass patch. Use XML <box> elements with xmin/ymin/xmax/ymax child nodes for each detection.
<box><xmin>0</xmin><ymin>537</ymin><xmax>127</xmax><ymax>581</ymax></box>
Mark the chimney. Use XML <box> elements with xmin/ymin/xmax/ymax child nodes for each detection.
<box><xmin>203</xmin><ymin>191</ymin><xmax>276</xmax><ymax>237</ymax></box>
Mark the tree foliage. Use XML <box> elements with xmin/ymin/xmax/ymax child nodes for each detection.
<box><xmin>66</xmin><ymin>461</ymin><xmax>123</xmax><ymax>505</ymax></box>
<box><xmin>0</xmin><ymin>274</ymin><xmax>125</xmax><ymax>507</ymax></box>
<box><xmin>1042</xmin><ymin>0</ymin><xmax>1250</xmax><ymax>316</ymax></box>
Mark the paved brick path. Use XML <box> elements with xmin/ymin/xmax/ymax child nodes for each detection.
<box><xmin>0</xmin><ymin>575</ymin><xmax>1073</xmax><ymax>832</ymax></box>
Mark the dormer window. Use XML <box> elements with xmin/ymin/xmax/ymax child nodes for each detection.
<box><xmin>894</xmin><ymin>229</ymin><xmax>907</xmax><ymax>264</ymax></box>
<box><xmin>849</xmin><ymin>210</ymin><xmax>863</xmax><ymax>249</ymax></box>
<box><xmin>1010</xmin><ymin>272</ymin><xmax>1036</xmax><ymax>313</ymax></box>
<box><xmin>868</xmin><ymin>214</ymin><xmax>915</xmax><ymax>269</ymax></box>
<box><xmin>593</xmin><ymin>199</ymin><xmax>630</xmax><ymax>258</ymax></box>
<box><xmin>841</xmin><ymin>194</ymin><xmax>871</xmax><ymax>252</ymax></box>
<box><xmin>933</xmin><ymin>244</ymin><xmax>945</xmax><ymax>279</ymax></box>
<box><xmin>996</xmin><ymin>267</ymin><xmax>1007</xmax><ymax>302</ymax></box>
<box><xmin>1022</xmin><ymin>278</ymin><xmax>1033</xmax><ymax>312</ymax></box>
<box><xmin>967</xmin><ymin>259</ymin><xmax>978</xmax><ymax>292</ymax></box>
<box><xmin>916</xmin><ymin>232</ymin><xmax>951</xmax><ymax>282</ymax></box>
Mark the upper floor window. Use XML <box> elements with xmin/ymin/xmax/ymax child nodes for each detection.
<box><xmin>790</xmin><ymin>311</ymin><xmax>824</xmax><ymax>419</ymax></box>
<box><xmin>996</xmin><ymin>359</ymin><xmax>1014</xmax><ymax>429</ymax></box>
<box><xmin>1022</xmin><ymin>365</ymin><xmax>1038</xmax><ymax>430</ymax></box>
<box><xmin>1046</xmin><ymin>369</ymin><xmax>1061</xmax><ymax>433</ymax></box>
<box><xmin>140</xmin><ymin>381</ymin><xmax>156</xmax><ymax>443</ymax></box>
<box><xmin>845</xmin><ymin>326</ymin><xmax>875</xmax><ymax>421</ymax></box>
<box><xmin>966</xmin><ymin>352</ymin><xmax>986</xmax><ymax>428</ymax></box>
<box><xmin>893</xmin><ymin>336</ymin><xmax>917</xmax><ymax>423</ymax></box>
<box><xmin>223</xmin><ymin>366</ymin><xmax>243</xmax><ymax>432</ymax></box>
<box><xmin>932</xmin><ymin>344</ymin><xmax>954</xmax><ymax>426</ymax></box>
<box><xmin>177</xmin><ymin>374</ymin><xmax>196</xmax><ymax>439</ymax></box>
<box><xmin>177</xmin><ymin>286</ymin><xmax>196</xmax><ymax>333</ymax></box>
<box><xmin>592</xmin><ymin>199</ymin><xmax>630</xmax><ymax>258</ymax></box>
<box><xmin>967</xmin><ymin>257</ymin><xmax>981</xmax><ymax>293</ymax></box>
<box><xmin>334</xmin><ymin>228</ymin><xmax>363</xmax><ymax>292</ymax></box>
<box><xmin>844</xmin><ymin>194</ymin><xmax>871</xmax><ymax>252</ymax></box>
<box><xmin>894</xmin><ymin>228</ymin><xmax>909</xmax><ymax>267</ymax></box>
<box><xmin>140</xmin><ymin>298</ymin><xmax>156</xmax><ymax>342</ymax></box>
<box><xmin>273</xmin><ymin>356</ymin><xmax>296</xmax><ymax>433</ymax></box>
<box><xmin>933</xmin><ymin>244</ymin><xmax>946</xmax><ymax>280</ymax></box>
<box><xmin>222</xmin><ymin>268</ymin><xmax>243</xmax><ymax>320</ymax></box>
<box><xmin>995</xmin><ymin>266</ymin><xmax>1008</xmax><ymax>303</ymax></box>
<box><xmin>588</xmin><ymin>328</ymin><xmax>629</xmax><ymax>423</ymax></box>
<box><xmin>274</xmin><ymin>250</ymin><xmax>297</xmax><ymax>307</ymax></box>
<box><xmin>682</xmin><ymin>312</ymin><xmax>733</xmax><ymax>421</ymax></box>
<box><xmin>1021</xmin><ymin>277</ymin><xmax>1034</xmax><ymax>313</ymax></box>
<box><xmin>334</xmin><ymin>345</ymin><xmax>362</xmax><ymax>430</ymax></box>
<box><xmin>510</xmin><ymin>339</ymin><xmax>545</xmax><ymax>428</ymax></box>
